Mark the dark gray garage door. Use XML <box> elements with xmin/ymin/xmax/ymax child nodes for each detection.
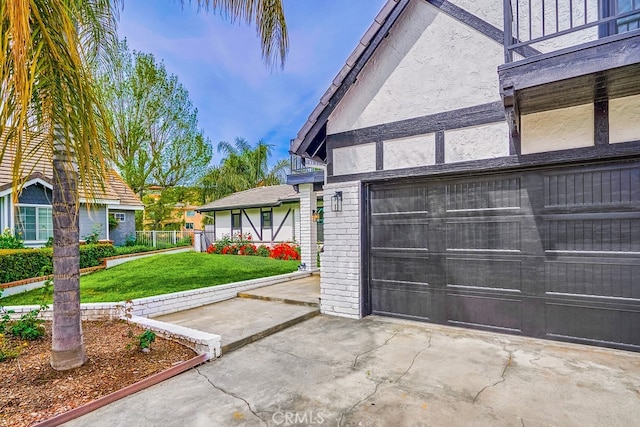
<box><xmin>367</xmin><ymin>160</ymin><xmax>640</xmax><ymax>351</ymax></box>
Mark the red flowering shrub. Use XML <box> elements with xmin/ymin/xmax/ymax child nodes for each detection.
<box><xmin>269</xmin><ymin>243</ymin><xmax>300</xmax><ymax>261</ymax></box>
<box><xmin>206</xmin><ymin>234</ymin><xmax>300</xmax><ymax>261</ymax></box>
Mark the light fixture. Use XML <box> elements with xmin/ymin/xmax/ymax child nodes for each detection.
<box><xmin>311</xmin><ymin>210</ymin><xmax>320</xmax><ymax>222</ymax></box>
<box><xmin>331</xmin><ymin>191</ymin><xmax>343</xmax><ymax>212</ymax></box>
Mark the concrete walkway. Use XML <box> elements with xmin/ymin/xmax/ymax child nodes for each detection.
<box><xmin>67</xmin><ymin>315</ymin><xmax>640</xmax><ymax>427</ymax></box>
<box><xmin>155</xmin><ymin>275</ymin><xmax>320</xmax><ymax>353</ymax></box>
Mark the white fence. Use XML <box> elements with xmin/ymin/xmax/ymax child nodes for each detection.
<box><xmin>135</xmin><ymin>230</ymin><xmax>193</xmax><ymax>247</ymax></box>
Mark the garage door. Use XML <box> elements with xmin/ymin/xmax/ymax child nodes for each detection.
<box><xmin>367</xmin><ymin>160</ymin><xmax>640</xmax><ymax>351</ymax></box>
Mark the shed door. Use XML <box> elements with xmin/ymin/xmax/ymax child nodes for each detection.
<box><xmin>367</xmin><ymin>160</ymin><xmax>640</xmax><ymax>351</ymax></box>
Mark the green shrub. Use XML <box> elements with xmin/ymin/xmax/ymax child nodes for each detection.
<box><xmin>0</xmin><ymin>229</ymin><xmax>24</xmax><ymax>249</ymax></box>
<box><xmin>79</xmin><ymin>244</ymin><xmax>117</xmax><ymax>268</ymax></box>
<box><xmin>0</xmin><ymin>244</ymin><xmax>116</xmax><ymax>284</ymax></box>
<box><xmin>0</xmin><ymin>249</ymin><xmax>52</xmax><ymax>284</ymax></box>
<box><xmin>114</xmin><ymin>245</ymin><xmax>157</xmax><ymax>256</ymax></box>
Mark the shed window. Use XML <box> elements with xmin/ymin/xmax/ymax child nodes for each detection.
<box><xmin>231</xmin><ymin>212</ymin><xmax>242</xmax><ymax>234</ymax></box>
<box><xmin>111</xmin><ymin>212</ymin><xmax>126</xmax><ymax>222</ymax></box>
<box><xmin>261</xmin><ymin>210</ymin><xmax>272</xmax><ymax>229</ymax></box>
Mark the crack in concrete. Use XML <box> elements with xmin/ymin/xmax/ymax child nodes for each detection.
<box><xmin>255</xmin><ymin>343</ymin><xmax>333</xmax><ymax>366</ymax></box>
<box><xmin>352</xmin><ymin>329</ymin><xmax>400</xmax><ymax>368</ymax></box>
<box><xmin>472</xmin><ymin>346</ymin><xmax>513</xmax><ymax>404</ymax></box>
<box><xmin>396</xmin><ymin>334</ymin><xmax>432</xmax><ymax>383</ymax></box>
<box><xmin>338</xmin><ymin>378</ymin><xmax>385</xmax><ymax>427</ymax></box>
<box><xmin>520</xmin><ymin>417</ymin><xmax>525</xmax><ymax>426</ymax></box>
<box><xmin>195</xmin><ymin>367</ymin><xmax>266</xmax><ymax>426</ymax></box>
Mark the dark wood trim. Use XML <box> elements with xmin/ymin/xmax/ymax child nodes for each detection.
<box><xmin>375</xmin><ymin>140</ymin><xmax>384</xmax><ymax>171</ymax></box>
<box><xmin>213</xmin><ymin>211</ymin><xmax>216</xmax><ymax>241</ymax></box>
<box><xmin>360</xmin><ymin>182</ymin><xmax>371</xmax><ymax>317</ymax></box>
<box><xmin>273</xmin><ymin>208</ymin><xmax>292</xmax><ymax>241</ymax></box>
<box><xmin>328</xmin><ymin>102</ymin><xmax>505</xmax><ymax>149</ymax></box>
<box><xmin>241</xmin><ymin>210</ymin><xmax>261</xmax><ymax>241</ymax></box>
<box><xmin>594</xmin><ymin>73</ymin><xmax>610</xmax><ymax>146</ymax></box>
<box><xmin>427</xmin><ymin>0</ymin><xmax>541</xmax><ymax>58</ymax></box>
<box><xmin>327</xmin><ymin>140</ymin><xmax>640</xmax><ymax>184</ymax></box>
<box><xmin>435</xmin><ymin>131</ymin><xmax>445</xmax><ymax>164</ymax></box>
<box><xmin>295</xmin><ymin>0</ymin><xmax>411</xmax><ymax>158</ymax></box>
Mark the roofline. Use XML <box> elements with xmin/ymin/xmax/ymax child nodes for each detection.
<box><xmin>196</xmin><ymin>200</ymin><xmax>296</xmax><ymax>213</ymax></box>
<box><xmin>290</xmin><ymin>0</ymin><xmax>410</xmax><ymax>161</ymax></box>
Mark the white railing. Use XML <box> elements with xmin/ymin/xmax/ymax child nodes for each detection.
<box><xmin>135</xmin><ymin>230</ymin><xmax>193</xmax><ymax>247</ymax></box>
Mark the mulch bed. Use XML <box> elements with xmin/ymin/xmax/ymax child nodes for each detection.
<box><xmin>0</xmin><ymin>320</ymin><xmax>196</xmax><ymax>427</ymax></box>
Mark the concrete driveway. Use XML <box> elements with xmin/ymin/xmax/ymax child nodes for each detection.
<box><xmin>67</xmin><ymin>315</ymin><xmax>640</xmax><ymax>426</ymax></box>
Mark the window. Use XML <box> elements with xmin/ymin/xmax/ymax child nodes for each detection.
<box><xmin>261</xmin><ymin>210</ymin><xmax>272</xmax><ymax>229</ymax></box>
<box><xmin>616</xmin><ymin>0</ymin><xmax>640</xmax><ymax>32</ymax></box>
<box><xmin>15</xmin><ymin>206</ymin><xmax>53</xmax><ymax>241</ymax></box>
<box><xmin>186</xmin><ymin>210</ymin><xmax>195</xmax><ymax>217</ymax></box>
<box><xmin>110</xmin><ymin>212</ymin><xmax>126</xmax><ymax>222</ymax></box>
<box><xmin>231</xmin><ymin>212</ymin><xmax>242</xmax><ymax>234</ymax></box>
<box><xmin>185</xmin><ymin>222</ymin><xmax>194</xmax><ymax>230</ymax></box>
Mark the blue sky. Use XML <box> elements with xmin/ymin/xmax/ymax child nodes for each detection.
<box><xmin>117</xmin><ymin>0</ymin><xmax>387</xmax><ymax>164</ymax></box>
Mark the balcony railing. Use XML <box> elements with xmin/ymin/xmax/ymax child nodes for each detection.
<box><xmin>290</xmin><ymin>154</ymin><xmax>325</xmax><ymax>175</ymax></box>
<box><xmin>504</xmin><ymin>0</ymin><xmax>640</xmax><ymax>63</ymax></box>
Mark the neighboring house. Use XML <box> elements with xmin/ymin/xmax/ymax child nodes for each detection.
<box><xmin>176</xmin><ymin>204</ymin><xmax>203</xmax><ymax>231</ymax></box>
<box><xmin>0</xmin><ymin>140</ymin><xmax>144</xmax><ymax>246</ymax></box>
<box><xmin>195</xmin><ymin>184</ymin><xmax>323</xmax><ymax>246</ymax></box>
<box><xmin>290</xmin><ymin>0</ymin><xmax>640</xmax><ymax>351</ymax></box>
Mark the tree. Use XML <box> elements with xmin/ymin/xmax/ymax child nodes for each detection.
<box><xmin>97</xmin><ymin>41</ymin><xmax>213</xmax><ymax>196</ymax></box>
<box><xmin>1</xmin><ymin>0</ymin><xmax>288</xmax><ymax>371</ymax></box>
<box><xmin>199</xmin><ymin>138</ymin><xmax>289</xmax><ymax>203</ymax></box>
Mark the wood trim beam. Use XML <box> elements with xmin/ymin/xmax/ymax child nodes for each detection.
<box><xmin>327</xmin><ymin>140</ymin><xmax>640</xmax><ymax>184</ymax></box>
<box><xmin>435</xmin><ymin>131</ymin><xmax>445</xmax><ymax>164</ymax></box>
<box><xmin>376</xmin><ymin>140</ymin><xmax>384</xmax><ymax>171</ymax></box>
<box><xmin>427</xmin><ymin>0</ymin><xmax>541</xmax><ymax>58</ymax></box>
<box><xmin>594</xmin><ymin>72</ymin><xmax>610</xmax><ymax>146</ymax></box>
<box><xmin>273</xmin><ymin>208</ymin><xmax>291</xmax><ymax>241</ymax></box>
<box><xmin>328</xmin><ymin>101</ymin><xmax>505</xmax><ymax>149</ymax></box>
<box><xmin>242</xmin><ymin>210</ymin><xmax>261</xmax><ymax>241</ymax></box>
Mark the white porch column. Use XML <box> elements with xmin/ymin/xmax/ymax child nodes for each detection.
<box><xmin>298</xmin><ymin>183</ymin><xmax>317</xmax><ymax>271</ymax></box>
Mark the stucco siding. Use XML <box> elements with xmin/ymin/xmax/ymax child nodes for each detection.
<box><xmin>79</xmin><ymin>205</ymin><xmax>107</xmax><ymax>240</ymax></box>
<box><xmin>333</xmin><ymin>143</ymin><xmax>377</xmax><ymax>176</ymax></box>
<box><xmin>271</xmin><ymin>205</ymin><xmax>296</xmax><ymax>242</ymax></box>
<box><xmin>445</xmin><ymin>122</ymin><xmax>510</xmax><ymax>163</ymax></box>
<box><xmin>215</xmin><ymin>211</ymin><xmax>232</xmax><ymax>238</ymax></box>
<box><xmin>521</xmin><ymin>104</ymin><xmax>594</xmax><ymax>155</ymax></box>
<box><xmin>384</xmin><ymin>134</ymin><xmax>436</xmax><ymax>170</ymax></box>
<box><xmin>610</xmin><ymin>94</ymin><xmax>640</xmax><ymax>144</ymax></box>
<box><xmin>327</xmin><ymin>0</ymin><xmax>504</xmax><ymax>135</ymax></box>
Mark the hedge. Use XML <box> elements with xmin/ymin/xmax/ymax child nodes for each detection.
<box><xmin>0</xmin><ymin>244</ymin><xmax>117</xmax><ymax>284</ymax></box>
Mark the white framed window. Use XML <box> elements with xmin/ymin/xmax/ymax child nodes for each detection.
<box><xmin>15</xmin><ymin>205</ymin><xmax>53</xmax><ymax>241</ymax></box>
<box><xmin>185</xmin><ymin>222</ymin><xmax>194</xmax><ymax>230</ymax></box>
<box><xmin>110</xmin><ymin>212</ymin><xmax>126</xmax><ymax>222</ymax></box>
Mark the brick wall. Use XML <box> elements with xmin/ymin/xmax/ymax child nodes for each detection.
<box><xmin>320</xmin><ymin>181</ymin><xmax>362</xmax><ymax>318</ymax></box>
<box><xmin>299</xmin><ymin>183</ymin><xmax>318</xmax><ymax>270</ymax></box>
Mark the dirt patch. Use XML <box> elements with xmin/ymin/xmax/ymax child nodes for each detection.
<box><xmin>0</xmin><ymin>320</ymin><xmax>196</xmax><ymax>427</ymax></box>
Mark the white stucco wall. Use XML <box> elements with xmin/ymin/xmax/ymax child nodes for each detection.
<box><xmin>215</xmin><ymin>211</ymin><xmax>232</xmax><ymax>238</ymax></box>
<box><xmin>332</xmin><ymin>143</ymin><xmax>377</xmax><ymax>176</ymax></box>
<box><xmin>384</xmin><ymin>133</ymin><xmax>436</xmax><ymax>169</ymax></box>
<box><xmin>320</xmin><ymin>181</ymin><xmax>362</xmax><ymax>318</ymax></box>
<box><xmin>610</xmin><ymin>94</ymin><xmax>640</xmax><ymax>144</ymax></box>
<box><xmin>445</xmin><ymin>122</ymin><xmax>510</xmax><ymax>163</ymax></box>
<box><xmin>327</xmin><ymin>0</ymin><xmax>504</xmax><ymax>135</ymax></box>
<box><xmin>521</xmin><ymin>104</ymin><xmax>594</xmax><ymax>155</ymax></box>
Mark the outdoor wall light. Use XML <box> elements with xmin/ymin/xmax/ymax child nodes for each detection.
<box><xmin>331</xmin><ymin>191</ymin><xmax>343</xmax><ymax>212</ymax></box>
<box><xmin>311</xmin><ymin>210</ymin><xmax>320</xmax><ymax>222</ymax></box>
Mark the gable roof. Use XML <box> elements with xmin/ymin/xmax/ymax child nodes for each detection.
<box><xmin>0</xmin><ymin>134</ymin><xmax>143</xmax><ymax>208</ymax></box>
<box><xmin>290</xmin><ymin>0</ymin><xmax>410</xmax><ymax>162</ymax></box>
<box><xmin>197</xmin><ymin>184</ymin><xmax>317</xmax><ymax>212</ymax></box>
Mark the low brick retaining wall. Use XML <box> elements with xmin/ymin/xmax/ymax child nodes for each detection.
<box><xmin>4</xmin><ymin>271</ymin><xmax>311</xmax><ymax>321</ymax></box>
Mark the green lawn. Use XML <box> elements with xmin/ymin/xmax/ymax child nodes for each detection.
<box><xmin>0</xmin><ymin>252</ymin><xmax>299</xmax><ymax>305</ymax></box>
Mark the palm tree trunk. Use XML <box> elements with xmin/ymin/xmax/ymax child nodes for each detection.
<box><xmin>50</xmin><ymin>130</ymin><xmax>86</xmax><ymax>370</ymax></box>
